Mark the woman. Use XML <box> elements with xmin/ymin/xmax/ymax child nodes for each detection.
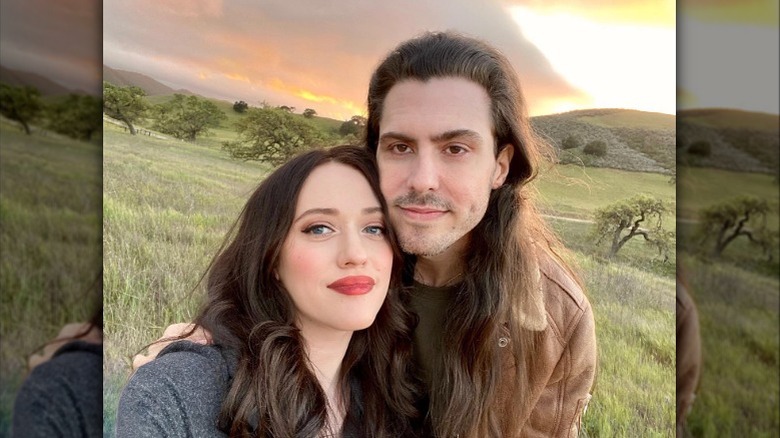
<box><xmin>116</xmin><ymin>146</ymin><xmax>418</xmax><ymax>437</ymax></box>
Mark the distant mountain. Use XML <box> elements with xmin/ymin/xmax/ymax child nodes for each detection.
<box><xmin>678</xmin><ymin>108</ymin><xmax>778</xmax><ymax>174</ymax></box>
<box><xmin>0</xmin><ymin>65</ymin><xmax>73</xmax><ymax>96</ymax></box>
<box><xmin>103</xmin><ymin>65</ymin><xmax>196</xmax><ymax>97</ymax></box>
<box><xmin>531</xmin><ymin>108</ymin><xmax>676</xmax><ymax>174</ymax></box>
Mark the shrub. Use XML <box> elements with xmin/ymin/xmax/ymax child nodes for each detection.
<box><xmin>676</xmin><ymin>133</ymin><xmax>688</xmax><ymax>149</ymax></box>
<box><xmin>583</xmin><ymin>140</ymin><xmax>608</xmax><ymax>157</ymax></box>
<box><xmin>233</xmin><ymin>101</ymin><xmax>248</xmax><ymax>113</ymax></box>
<box><xmin>688</xmin><ymin>140</ymin><xmax>711</xmax><ymax>157</ymax></box>
<box><xmin>561</xmin><ymin>135</ymin><xmax>581</xmax><ymax>150</ymax></box>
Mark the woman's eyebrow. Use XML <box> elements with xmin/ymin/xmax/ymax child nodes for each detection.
<box><xmin>294</xmin><ymin>206</ymin><xmax>383</xmax><ymax>223</ymax></box>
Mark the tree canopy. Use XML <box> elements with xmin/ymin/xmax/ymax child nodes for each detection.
<box><xmin>591</xmin><ymin>195</ymin><xmax>673</xmax><ymax>259</ymax></box>
<box><xmin>339</xmin><ymin>115</ymin><xmax>367</xmax><ymax>136</ymax></box>
<box><xmin>0</xmin><ymin>83</ymin><xmax>43</xmax><ymax>135</ymax></box>
<box><xmin>103</xmin><ymin>82</ymin><xmax>149</xmax><ymax>135</ymax></box>
<box><xmin>233</xmin><ymin>100</ymin><xmax>248</xmax><ymax>113</ymax></box>
<box><xmin>152</xmin><ymin>94</ymin><xmax>226</xmax><ymax>141</ymax></box>
<box><xmin>697</xmin><ymin>196</ymin><xmax>774</xmax><ymax>258</ymax></box>
<box><xmin>47</xmin><ymin>94</ymin><xmax>103</xmax><ymax>141</ymax></box>
<box><xmin>222</xmin><ymin>107</ymin><xmax>321</xmax><ymax>166</ymax></box>
<box><xmin>303</xmin><ymin>108</ymin><xmax>317</xmax><ymax>118</ymax></box>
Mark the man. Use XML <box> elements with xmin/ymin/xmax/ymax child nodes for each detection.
<box><xmin>135</xmin><ymin>32</ymin><xmax>597</xmax><ymax>437</ymax></box>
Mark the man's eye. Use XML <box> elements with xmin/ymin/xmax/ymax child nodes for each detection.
<box><xmin>303</xmin><ymin>224</ymin><xmax>334</xmax><ymax>235</ymax></box>
<box><xmin>446</xmin><ymin>145</ymin><xmax>467</xmax><ymax>155</ymax></box>
<box><xmin>363</xmin><ymin>225</ymin><xmax>385</xmax><ymax>236</ymax></box>
<box><xmin>392</xmin><ymin>144</ymin><xmax>411</xmax><ymax>153</ymax></box>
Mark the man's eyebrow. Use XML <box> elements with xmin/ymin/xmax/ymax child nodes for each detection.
<box><xmin>379</xmin><ymin>129</ymin><xmax>484</xmax><ymax>145</ymax></box>
<box><xmin>431</xmin><ymin>129</ymin><xmax>484</xmax><ymax>144</ymax></box>
<box><xmin>379</xmin><ymin>131</ymin><xmax>416</xmax><ymax>144</ymax></box>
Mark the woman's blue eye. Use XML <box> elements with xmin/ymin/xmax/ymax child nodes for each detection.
<box><xmin>304</xmin><ymin>225</ymin><xmax>333</xmax><ymax>235</ymax></box>
<box><xmin>364</xmin><ymin>225</ymin><xmax>385</xmax><ymax>236</ymax></box>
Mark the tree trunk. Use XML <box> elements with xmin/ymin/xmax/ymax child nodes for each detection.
<box><xmin>119</xmin><ymin>116</ymin><xmax>136</xmax><ymax>135</ymax></box>
<box><xmin>20</xmin><ymin>119</ymin><xmax>31</xmax><ymax>135</ymax></box>
<box><xmin>609</xmin><ymin>228</ymin><xmax>623</xmax><ymax>258</ymax></box>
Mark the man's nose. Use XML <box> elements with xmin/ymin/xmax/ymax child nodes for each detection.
<box><xmin>407</xmin><ymin>149</ymin><xmax>439</xmax><ymax>193</ymax></box>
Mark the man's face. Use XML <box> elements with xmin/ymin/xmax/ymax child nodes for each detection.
<box><xmin>375</xmin><ymin>77</ymin><xmax>512</xmax><ymax>258</ymax></box>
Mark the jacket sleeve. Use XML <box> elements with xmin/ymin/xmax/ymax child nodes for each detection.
<box><xmin>559</xmin><ymin>301</ymin><xmax>597</xmax><ymax>436</ymax></box>
<box><xmin>524</xmin><ymin>301</ymin><xmax>597</xmax><ymax>437</ymax></box>
<box><xmin>115</xmin><ymin>342</ymin><xmax>230</xmax><ymax>438</ymax></box>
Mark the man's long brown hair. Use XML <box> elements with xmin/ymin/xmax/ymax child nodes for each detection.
<box><xmin>193</xmin><ymin>146</ymin><xmax>418</xmax><ymax>437</ymax></box>
<box><xmin>365</xmin><ymin>32</ymin><xmax>580</xmax><ymax>437</ymax></box>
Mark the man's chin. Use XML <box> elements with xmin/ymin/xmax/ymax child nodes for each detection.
<box><xmin>398</xmin><ymin>235</ymin><xmax>454</xmax><ymax>258</ymax></box>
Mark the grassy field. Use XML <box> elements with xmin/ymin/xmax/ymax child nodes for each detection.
<box><xmin>680</xmin><ymin>254</ymin><xmax>779</xmax><ymax>436</ymax></box>
<box><xmin>677</xmin><ymin>166</ymin><xmax>779</xmax><ymax>222</ymax></box>
<box><xmin>102</xmin><ymin>123</ymin><xmax>676</xmax><ymax>436</ymax></box>
<box><xmin>675</xmin><ymin>165</ymin><xmax>779</xmax><ymax>436</ymax></box>
<box><xmin>0</xmin><ymin>120</ymin><xmax>102</xmax><ymax>434</ymax></box>
<box><xmin>534</xmin><ymin>164</ymin><xmax>675</xmax><ymax>222</ymax></box>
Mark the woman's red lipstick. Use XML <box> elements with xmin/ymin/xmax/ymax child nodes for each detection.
<box><xmin>327</xmin><ymin>276</ymin><xmax>375</xmax><ymax>295</ymax></box>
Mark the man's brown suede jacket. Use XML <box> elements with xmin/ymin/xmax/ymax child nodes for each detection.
<box><xmin>497</xmin><ymin>251</ymin><xmax>598</xmax><ymax>437</ymax></box>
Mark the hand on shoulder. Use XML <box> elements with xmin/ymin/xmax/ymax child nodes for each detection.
<box><xmin>28</xmin><ymin>322</ymin><xmax>103</xmax><ymax>371</ymax></box>
<box><xmin>131</xmin><ymin>323</ymin><xmax>212</xmax><ymax>371</ymax></box>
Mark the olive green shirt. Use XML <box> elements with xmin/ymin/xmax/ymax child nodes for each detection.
<box><xmin>408</xmin><ymin>281</ymin><xmax>459</xmax><ymax>389</ymax></box>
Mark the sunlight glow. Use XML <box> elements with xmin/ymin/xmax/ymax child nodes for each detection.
<box><xmin>509</xmin><ymin>6</ymin><xmax>675</xmax><ymax>114</ymax></box>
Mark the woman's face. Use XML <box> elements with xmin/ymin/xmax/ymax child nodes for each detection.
<box><xmin>276</xmin><ymin>162</ymin><xmax>393</xmax><ymax>338</ymax></box>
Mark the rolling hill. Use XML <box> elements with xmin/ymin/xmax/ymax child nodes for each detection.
<box><xmin>677</xmin><ymin>108</ymin><xmax>779</xmax><ymax>174</ymax></box>
<box><xmin>531</xmin><ymin>108</ymin><xmax>676</xmax><ymax>174</ymax></box>
<box><xmin>103</xmin><ymin>65</ymin><xmax>196</xmax><ymax>96</ymax></box>
<box><xmin>0</xmin><ymin>65</ymin><xmax>75</xmax><ymax>96</ymax></box>
<box><xmin>102</xmin><ymin>67</ymin><xmax>681</xmax><ymax>174</ymax></box>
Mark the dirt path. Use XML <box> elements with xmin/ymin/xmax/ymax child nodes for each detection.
<box><xmin>542</xmin><ymin>214</ymin><xmax>594</xmax><ymax>224</ymax></box>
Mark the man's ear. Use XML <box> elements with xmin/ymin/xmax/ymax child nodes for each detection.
<box><xmin>492</xmin><ymin>144</ymin><xmax>513</xmax><ymax>189</ymax></box>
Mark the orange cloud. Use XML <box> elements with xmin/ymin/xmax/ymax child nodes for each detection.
<box><xmin>223</xmin><ymin>72</ymin><xmax>251</xmax><ymax>83</ymax></box>
<box><xmin>137</xmin><ymin>0</ymin><xmax>223</xmax><ymax>18</ymax></box>
<box><xmin>267</xmin><ymin>77</ymin><xmax>363</xmax><ymax>116</ymax></box>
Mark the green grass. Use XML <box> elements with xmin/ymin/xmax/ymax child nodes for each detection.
<box><xmin>534</xmin><ymin>164</ymin><xmax>675</xmax><ymax>223</ymax></box>
<box><xmin>578</xmin><ymin>256</ymin><xmax>675</xmax><ymax>436</ymax></box>
<box><xmin>550</xmin><ymin>218</ymin><xmax>676</xmax><ymax>278</ymax></box>
<box><xmin>0</xmin><ymin>120</ymin><xmax>102</xmax><ymax>434</ymax></box>
<box><xmin>102</xmin><ymin>126</ymin><xmax>676</xmax><ymax>436</ymax></box>
<box><xmin>677</xmin><ymin>166</ymin><xmax>779</xmax><ymax>223</ymax></box>
<box><xmin>678</xmin><ymin>108</ymin><xmax>779</xmax><ymax>133</ymax></box>
<box><xmin>680</xmin><ymin>254</ymin><xmax>780</xmax><ymax>436</ymax></box>
<box><xmin>578</xmin><ymin>109</ymin><xmax>675</xmax><ymax>131</ymax></box>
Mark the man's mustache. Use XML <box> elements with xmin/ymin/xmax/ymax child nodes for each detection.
<box><xmin>393</xmin><ymin>192</ymin><xmax>452</xmax><ymax>210</ymax></box>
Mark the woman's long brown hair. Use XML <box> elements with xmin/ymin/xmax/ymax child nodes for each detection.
<box><xmin>366</xmin><ymin>32</ymin><xmax>583</xmax><ymax>438</ymax></box>
<box><xmin>193</xmin><ymin>145</ymin><xmax>418</xmax><ymax>437</ymax></box>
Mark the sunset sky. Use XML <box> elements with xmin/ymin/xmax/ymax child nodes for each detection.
<box><xmin>1</xmin><ymin>1</ymin><xmax>777</xmax><ymax>118</ymax></box>
<box><xmin>100</xmin><ymin>0</ymin><xmax>677</xmax><ymax>118</ymax></box>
